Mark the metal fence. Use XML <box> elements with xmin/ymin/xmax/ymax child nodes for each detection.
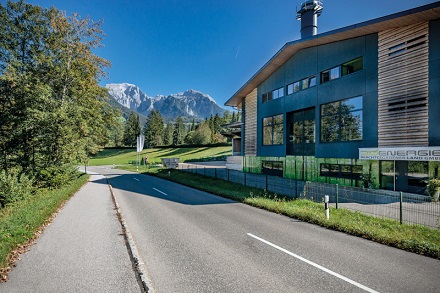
<box><xmin>178</xmin><ymin>163</ymin><xmax>440</xmax><ymax>228</ymax></box>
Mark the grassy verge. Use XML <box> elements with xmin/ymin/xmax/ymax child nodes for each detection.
<box><xmin>89</xmin><ymin>146</ymin><xmax>231</xmax><ymax>166</ymax></box>
<box><xmin>121</xmin><ymin>166</ymin><xmax>440</xmax><ymax>259</ymax></box>
<box><xmin>0</xmin><ymin>173</ymin><xmax>89</xmax><ymax>277</ymax></box>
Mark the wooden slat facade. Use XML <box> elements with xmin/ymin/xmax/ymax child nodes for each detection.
<box><xmin>378</xmin><ymin>22</ymin><xmax>429</xmax><ymax>147</ymax></box>
<box><xmin>244</xmin><ymin>88</ymin><xmax>257</xmax><ymax>156</ymax></box>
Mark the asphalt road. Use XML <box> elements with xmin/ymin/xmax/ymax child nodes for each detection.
<box><xmin>91</xmin><ymin>166</ymin><xmax>440</xmax><ymax>293</ymax></box>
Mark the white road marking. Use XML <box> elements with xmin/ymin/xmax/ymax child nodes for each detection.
<box><xmin>133</xmin><ymin>178</ymin><xmax>139</xmax><ymax>181</ymax></box>
<box><xmin>153</xmin><ymin>188</ymin><xmax>167</xmax><ymax>196</ymax></box>
<box><xmin>247</xmin><ymin>233</ymin><xmax>379</xmax><ymax>293</ymax></box>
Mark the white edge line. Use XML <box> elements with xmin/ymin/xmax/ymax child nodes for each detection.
<box><xmin>247</xmin><ymin>233</ymin><xmax>379</xmax><ymax>293</ymax></box>
<box><xmin>153</xmin><ymin>188</ymin><xmax>167</xmax><ymax>196</ymax></box>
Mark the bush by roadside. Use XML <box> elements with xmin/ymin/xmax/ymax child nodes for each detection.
<box><xmin>0</xmin><ymin>170</ymin><xmax>34</xmax><ymax>208</ymax></box>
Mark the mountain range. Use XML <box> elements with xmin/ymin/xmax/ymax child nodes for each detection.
<box><xmin>105</xmin><ymin>83</ymin><xmax>226</xmax><ymax>122</ymax></box>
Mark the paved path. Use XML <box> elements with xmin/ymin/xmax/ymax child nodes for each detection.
<box><xmin>0</xmin><ymin>174</ymin><xmax>140</xmax><ymax>293</ymax></box>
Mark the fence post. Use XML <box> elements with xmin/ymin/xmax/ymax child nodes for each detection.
<box><xmin>244</xmin><ymin>171</ymin><xmax>247</xmax><ymax>186</ymax></box>
<box><xmin>336</xmin><ymin>184</ymin><xmax>339</xmax><ymax>209</ymax></box>
<box><xmin>400</xmin><ymin>191</ymin><xmax>403</xmax><ymax>224</ymax></box>
<box><xmin>324</xmin><ymin>195</ymin><xmax>330</xmax><ymax>220</ymax></box>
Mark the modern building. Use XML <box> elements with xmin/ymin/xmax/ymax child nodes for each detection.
<box><xmin>224</xmin><ymin>1</ymin><xmax>440</xmax><ymax>194</ymax></box>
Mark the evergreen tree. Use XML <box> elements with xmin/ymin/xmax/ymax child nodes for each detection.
<box><xmin>123</xmin><ymin>112</ymin><xmax>141</xmax><ymax>147</ymax></box>
<box><xmin>144</xmin><ymin>110</ymin><xmax>164</xmax><ymax>147</ymax></box>
<box><xmin>172</xmin><ymin>116</ymin><xmax>185</xmax><ymax>145</ymax></box>
<box><xmin>163</xmin><ymin>123</ymin><xmax>173</xmax><ymax>145</ymax></box>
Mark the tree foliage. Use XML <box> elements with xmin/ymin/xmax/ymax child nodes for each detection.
<box><xmin>0</xmin><ymin>0</ymin><xmax>115</xmax><ymax>186</ymax></box>
<box><xmin>144</xmin><ymin>110</ymin><xmax>164</xmax><ymax>147</ymax></box>
<box><xmin>123</xmin><ymin>112</ymin><xmax>141</xmax><ymax>147</ymax></box>
<box><xmin>172</xmin><ymin>116</ymin><xmax>185</xmax><ymax>145</ymax></box>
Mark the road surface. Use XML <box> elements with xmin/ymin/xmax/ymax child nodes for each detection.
<box><xmin>91</xmin><ymin>166</ymin><xmax>440</xmax><ymax>293</ymax></box>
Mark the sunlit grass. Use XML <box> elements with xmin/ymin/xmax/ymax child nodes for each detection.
<box><xmin>89</xmin><ymin>146</ymin><xmax>231</xmax><ymax>166</ymax></box>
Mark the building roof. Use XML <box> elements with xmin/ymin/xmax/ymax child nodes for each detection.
<box><xmin>225</xmin><ymin>1</ymin><xmax>440</xmax><ymax>107</ymax></box>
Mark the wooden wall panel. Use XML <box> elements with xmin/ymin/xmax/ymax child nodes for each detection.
<box><xmin>378</xmin><ymin>22</ymin><xmax>429</xmax><ymax>147</ymax></box>
<box><xmin>244</xmin><ymin>88</ymin><xmax>257</xmax><ymax>156</ymax></box>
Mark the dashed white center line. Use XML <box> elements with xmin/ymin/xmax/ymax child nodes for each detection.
<box><xmin>247</xmin><ymin>233</ymin><xmax>379</xmax><ymax>293</ymax></box>
<box><xmin>133</xmin><ymin>178</ymin><xmax>139</xmax><ymax>181</ymax></box>
<box><xmin>153</xmin><ymin>188</ymin><xmax>167</xmax><ymax>196</ymax></box>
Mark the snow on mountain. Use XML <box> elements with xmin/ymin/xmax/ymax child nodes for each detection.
<box><xmin>105</xmin><ymin>83</ymin><xmax>226</xmax><ymax>121</ymax></box>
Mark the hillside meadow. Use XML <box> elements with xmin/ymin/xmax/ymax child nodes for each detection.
<box><xmin>88</xmin><ymin>146</ymin><xmax>232</xmax><ymax>166</ymax></box>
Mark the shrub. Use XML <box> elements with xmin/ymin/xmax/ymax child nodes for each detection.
<box><xmin>0</xmin><ymin>169</ymin><xmax>34</xmax><ymax>208</ymax></box>
<box><xmin>37</xmin><ymin>163</ymin><xmax>80</xmax><ymax>188</ymax></box>
<box><xmin>427</xmin><ymin>179</ymin><xmax>440</xmax><ymax>202</ymax></box>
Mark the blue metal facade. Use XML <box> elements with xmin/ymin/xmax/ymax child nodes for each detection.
<box><xmin>257</xmin><ymin>34</ymin><xmax>379</xmax><ymax>159</ymax></box>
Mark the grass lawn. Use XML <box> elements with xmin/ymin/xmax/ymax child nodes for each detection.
<box><xmin>119</xmin><ymin>166</ymin><xmax>440</xmax><ymax>259</ymax></box>
<box><xmin>0</xmin><ymin>174</ymin><xmax>89</xmax><ymax>280</ymax></box>
<box><xmin>89</xmin><ymin>146</ymin><xmax>231</xmax><ymax>166</ymax></box>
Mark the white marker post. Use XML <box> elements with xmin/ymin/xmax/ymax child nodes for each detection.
<box><xmin>324</xmin><ymin>195</ymin><xmax>329</xmax><ymax>220</ymax></box>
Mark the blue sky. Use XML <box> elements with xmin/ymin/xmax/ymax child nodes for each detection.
<box><xmin>2</xmin><ymin>0</ymin><xmax>438</xmax><ymax>107</ymax></box>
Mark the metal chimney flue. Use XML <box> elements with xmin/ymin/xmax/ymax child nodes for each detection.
<box><xmin>296</xmin><ymin>0</ymin><xmax>323</xmax><ymax>38</ymax></box>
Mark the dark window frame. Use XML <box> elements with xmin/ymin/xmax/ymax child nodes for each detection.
<box><xmin>320</xmin><ymin>96</ymin><xmax>363</xmax><ymax>143</ymax></box>
<box><xmin>320</xmin><ymin>57</ymin><xmax>363</xmax><ymax>84</ymax></box>
<box><xmin>263</xmin><ymin>114</ymin><xmax>284</xmax><ymax>146</ymax></box>
<box><xmin>287</xmin><ymin>75</ymin><xmax>317</xmax><ymax>95</ymax></box>
<box><xmin>320</xmin><ymin>163</ymin><xmax>362</xmax><ymax>180</ymax></box>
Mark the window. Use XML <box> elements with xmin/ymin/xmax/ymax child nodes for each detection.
<box><xmin>321</xmin><ymin>96</ymin><xmax>363</xmax><ymax>142</ymax></box>
<box><xmin>262</xmin><ymin>161</ymin><xmax>284</xmax><ymax>177</ymax></box>
<box><xmin>341</xmin><ymin>57</ymin><xmax>363</xmax><ymax>76</ymax></box>
<box><xmin>263</xmin><ymin>87</ymin><xmax>284</xmax><ymax>103</ymax></box>
<box><xmin>408</xmin><ymin>161</ymin><xmax>428</xmax><ymax>188</ymax></box>
<box><xmin>287</xmin><ymin>75</ymin><xmax>316</xmax><ymax>95</ymax></box>
<box><xmin>263</xmin><ymin>114</ymin><xmax>284</xmax><ymax>145</ymax></box>
<box><xmin>262</xmin><ymin>92</ymin><xmax>272</xmax><ymax>103</ymax></box>
<box><xmin>321</xmin><ymin>57</ymin><xmax>363</xmax><ymax>83</ymax></box>
<box><xmin>290</xmin><ymin>110</ymin><xmax>315</xmax><ymax>144</ymax></box>
<box><xmin>320</xmin><ymin>164</ymin><xmax>362</xmax><ymax>180</ymax></box>
<box><xmin>288</xmin><ymin>108</ymin><xmax>315</xmax><ymax>156</ymax></box>
<box><xmin>272</xmin><ymin>87</ymin><xmax>284</xmax><ymax>99</ymax></box>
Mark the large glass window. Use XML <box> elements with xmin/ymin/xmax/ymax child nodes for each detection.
<box><xmin>321</xmin><ymin>96</ymin><xmax>363</xmax><ymax>142</ymax></box>
<box><xmin>263</xmin><ymin>114</ymin><xmax>284</xmax><ymax>145</ymax></box>
<box><xmin>288</xmin><ymin>108</ymin><xmax>315</xmax><ymax>156</ymax></box>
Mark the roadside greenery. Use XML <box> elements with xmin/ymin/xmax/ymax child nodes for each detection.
<box><xmin>0</xmin><ymin>0</ymin><xmax>115</xmax><ymax>187</ymax></box>
<box><xmin>0</xmin><ymin>173</ymin><xmax>88</xmax><ymax>278</ymax></box>
<box><xmin>120</xmin><ymin>166</ymin><xmax>440</xmax><ymax>259</ymax></box>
